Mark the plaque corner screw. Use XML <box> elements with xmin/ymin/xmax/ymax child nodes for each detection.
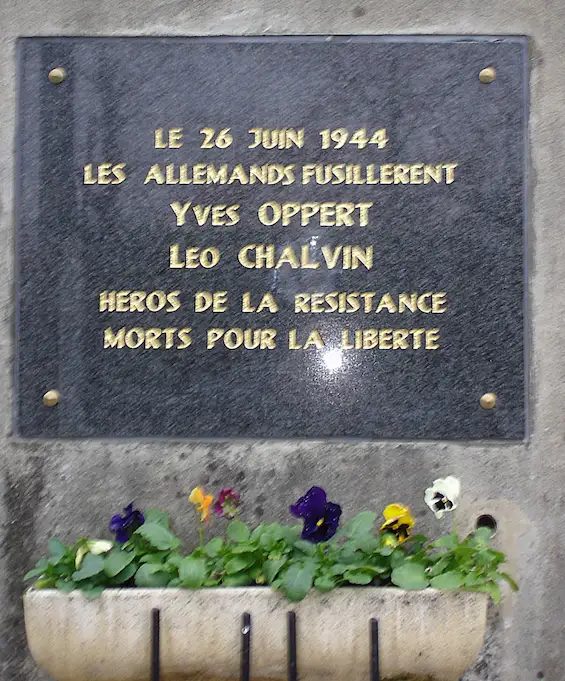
<box><xmin>48</xmin><ymin>67</ymin><xmax>67</xmax><ymax>85</ymax></box>
<box><xmin>43</xmin><ymin>390</ymin><xmax>60</xmax><ymax>407</ymax></box>
<box><xmin>480</xmin><ymin>392</ymin><xmax>497</xmax><ymax>409</ymax></box>
<box><xmin>479</xmin><ymin>66</ymin><xmax>496</xmax><ymax>84</ymax></box>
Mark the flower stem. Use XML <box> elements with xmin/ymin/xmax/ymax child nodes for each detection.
<box><xmin>198</xmin><ymin>524</ymin><xmax>205</xmax><ymax>551</ymax></box>
<box><xmin>451</xmin><ymin>513</ymin><xmax>457</xmax><ymax>540</ymax></box>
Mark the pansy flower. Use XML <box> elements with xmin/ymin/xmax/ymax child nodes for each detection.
<box><xmin>379</xmin><ymin>503</ymin><xmax>415</xmax><ymax>543</ymax></box>
<box><xmin>290</xmin><ymin>486</ymin><xmax>342</xmax><ymax>543</ymax></box>
<box><xmin>75</xmin><ymin>539</ymin><xmax>113</xmax><ymax>568</ymax></box>
<box><xmin>214</xmin><ymin>488</ymin><xmax>241</xmax><ymax>519</ymax></box>
<box><xmin>189</xmin><ymin>486</ymin><xmax>215</xmax><ymax>522</ymax></box>
<box><xmin>424</xmin><ymin>476</ymin><xmax>461</xmax><ymax>519</ymax></box>
<box><xmin>109</xmin><ymin>503</ymin><xmax>145</xmax><ymax>544</ymax></box>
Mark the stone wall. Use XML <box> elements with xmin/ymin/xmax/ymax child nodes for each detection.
<box><xmin>0</xmin><ymin>1</ymin><xmax>561</xmax><ymax>680</ymax></box>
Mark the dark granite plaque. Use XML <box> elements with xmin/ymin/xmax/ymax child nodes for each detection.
<box><xmin>15</xmin><ymin>36</ymin><xmax>528</xmax><ymax>439</ymax></box>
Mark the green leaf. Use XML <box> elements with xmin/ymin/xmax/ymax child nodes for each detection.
<box><xmin>48</xmin><ymin>538</ymin><xmax>67</xmax><ymax>559</ymax></box>
<box><xmin>259</xmin><ymin>533</ymin><xmax>276</xmax><ymax>551</ymax></box>
<box><xmin>464</xmin><ymin>571</ymin><xmax>483</xmax><ymax>587</ymax></box>
<box><xmin>379</xmin><ymin>544</ymin><xmax>395</xmax><ymax>557</ymax></box>
<box><xmin>432</xmin><ymin>535</ymin><xmax>457</xmax><ymax>549</ymax></box>
<box><xmin>430</xmin><ymin>571</ymin><xmax>464</xmax><ymax>589</ymax></box>
<box><xmin>135</xmin><ymin>523</ymin><xmax>180</xmax><ymax>551</ymax></box>
<box><xmin>429</xmin><ymin>556</ymin><xmax>452</xmax><ymax>576</ymax></box>
<box><xmin>225</xmin><ymin>554</ymin><xmax>256</xmax><ymax>574</ymax></box>
<box><xmin>472</xmin><ymin>527</ymin><xmax>494</xmax><ymax>544</ymax></box>
<box><xmin>55</xmin><ymin>579</ymin><xmax>76</xmax><ymax>593</ymax></box>
<box><xmin>72</xmin><ymin>554</ymin><xmax>105</xmax><ymax>581</ymax></box>
<box><xmin>134</xmin><ymin>563</ymin><xmax>171</xmax><ymax>587</ymax></box>
<box><xmin>474</xmin><ymin>580</ymin><xmax>502</xmax><ymax>604</ymax></box>
<box><xmin>203</xmin><ymin>577</ymin><xmax>220</xmax><ymax>587</ymax></box>
<box><xmin>263</xmin><ymin>558</ymin><xmax>287</xmax><ymax>584</ymax></box>
<box><xmin>166</xmin><ymin>554</ymin><xmax>183</xmax><ymax>568</ymax></box>
<box><xmin>354</xmin><ymin>534</ymin><xmax>380</xmax><ymax>552</ymax></box>
<box><xmin>498</xmin><ymin>572</ymin><xmax>519</xmax><ymax>591</ymax></box>
<box><xmin>344</xmin><ymin>569</ymin><xmax>374</xmax><ymax>585</ymax></box>
<box><xmin>223</xmin><ymin>573</ymin><xmax>253</xmax><ymax>586</ymax></box>
<box><xmin>144</xmin><ymin>509</ymin><xmax>170</xmax><ymax>528</ymax></box>
<box><xmin>293</xmin><ymin>540</ymin><xmax>316</xmax><ymax>556</ymax></box>
<box><xmin>344</xmin><ymin>512</ymin><xmax>377</xmax><ymax>537</ymax></box>
<box><xmin>250</xmin><ymin>524</ymin><xmax>265</xmax><ymax>541</ymax></box>
<box><xmin>34</xmin><ymin>577</ymin><xmax>56</xmax><ymax>589</ymax></box>
<box><xmin>140</xmin><ymin>552</ymin><xmax>167</xmax><ymax>564</ymax></box>
<box><xmin>227</xmin><ymin>521</ymin><xmax>251</xmax><ymax>543</ymax></box>
<box><xmin>390</xmin><ymin>550</ymin><xmax>406</xmax><ymax>568</ymax></box>
<box><xmin>81</xmin><ymin>586</ymin><xmax>105</xmax><ymax>599</ymax></box>
<box><xmin>110</xmin><ymin>562</ymin><xmax>137</xmax><ymax>585</ymax></box>
<box><xmin>391</xmin><ymin>562</ymin><xmax>430</xmax><ymax>590</ymax></box>
<box><xmin>179</xmin><ymin>557</ymin><xmax>206</xmax><ymax>588</ymax></box>
<box><xmin>281</xmin><ymin>563</ymin><xmax>315</xmax><ymax>602</ymax></box>
<box><xmin>314</xmin><ymin>576</ymin><xmax>336</xmax><ymax>592</ymax></box>
<box><xmin>24</xmin><ymin>565</ymin><xmax>48</xmax><ymax>581</ymax></box>
<box><xmin>328</xmin><ymin>564</ymin><xmax>349</xmax><ymax>576</ymax></box>
<box><xmin>104</xmin><ymin>549</ymin><xmax>135</xmax><ymax>578</ymax></box>
<box><xmin>204</xmin><ymin>538</ymin><xmax>224</xmax><ymax>557</ymax></box>
<box><xmin>231</xmin><ymin>543</ymin><xmax>258</xmax><ymax>554</ymax></box>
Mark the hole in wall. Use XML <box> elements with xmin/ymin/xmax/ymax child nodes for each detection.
<box><xmin>475</xmin><ymin>514</ymin><xmax>497</xmax><ymax>536</ymax></box>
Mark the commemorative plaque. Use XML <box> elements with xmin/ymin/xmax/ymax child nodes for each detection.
<box><xmin>15</xmin><ymin>37</ymin><xmax>527</xmax><ymax>439</ymax></box>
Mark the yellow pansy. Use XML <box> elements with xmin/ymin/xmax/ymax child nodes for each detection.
<box><xmin>189</xmin><ymin>486</ymin><xmax>215</xmax><ymax>522</ymax></box>
<box><xmin>379</xmin><ymin>503</ymin><xmax>415</xmax><ymax>543</ymax></box>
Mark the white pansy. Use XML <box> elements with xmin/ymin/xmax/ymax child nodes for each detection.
<box><xmin>75</xmin><ymin>540</ymin><xmax>113</xmax><ymax>568</ymax></box>
<box><xmin>87</xmin><ymin>540</ymin><xmax>113</xmax><ymax>554</ymax></box>
<box><xmin>424</xmin><ymin>476</ymin><xmax>461</xmax><ymax>519</ymax></box>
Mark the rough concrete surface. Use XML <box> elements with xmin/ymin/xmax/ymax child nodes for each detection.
<box><xmin>0</xmin><ymin>1</ymin><xmax>560</xmax><ymax>681</ymax></box>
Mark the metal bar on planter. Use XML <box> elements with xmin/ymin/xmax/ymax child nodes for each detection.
<box><xmin>287</xmin><ymin>611</ymin><xmax>298</xmax><ymax>681</ymax></box>
<box><xmin>151</xmin><ymin>608</ymin><xmax>161</xmax><ymax>681</ymax></box>
<box><xmin>370</xmin><ymin>618</ymin><xmax>380</xmax><ymax>681</ymax></box>
<box><xmin>240</xmin><ymin>612</ymin><xmax>252</xmax><ymax>681</ymax></box>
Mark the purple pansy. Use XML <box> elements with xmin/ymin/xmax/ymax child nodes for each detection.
<box><xmin>109</xmin><ymin>503</ymin><xmax>145</xmax><ymax>544</ymax></box>
<box><xmin>290</xmin><ymin>486</ymin><xmax>342</xmax><ymax>543</ymax></box>
<box><xmin>214</xmin><ymin>488</ymin><xmax>241</xmax><ymax>519</ymax></box>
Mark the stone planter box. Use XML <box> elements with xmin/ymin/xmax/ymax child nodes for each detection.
<box><xmin>24</xmin><ymin>587</ymin><xmax>488</xmax><ymax>681</ymax></box>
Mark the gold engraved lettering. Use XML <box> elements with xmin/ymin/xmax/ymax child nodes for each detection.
<box><xmin>241</xmin><ymin>292</ymin><xmax>278</xmax><ymax>313</ymax></box>
<box><xmin>104</xmin><ymin>327</ymin><xmax>125</xmax><ymax>348</ymax></box>
<box><xmin>103</xmin><ymin>327</ymin><xmax>192</xmax><ymax>350</ymax></box>
<box><xmin>432</xmin><ymin>293</ymin><xmax>447</xmax><ymax>313</ymax></box>
<box><xmin>412</xmin><ymin>329</ymin><xmax>426</xmax><ymax>349</ymax></box>
<box><xmin>144</xmin><ymin>164</ymin><xmax>165</xmax><ymax>184</ymax></box>
<box><xmin>379</xmin><ymin>329</ymin><xmax>393</xmax><ymax>349</ymax></box>
<box><xmin>248</xmin><ymin>128</ymin><xmax>304</xmax><ymax>149</ymax></box>
<box><xmin>398</xmin><ymin>293</ymin><xmax>417</xmax><ymax>313</ymax></box>
<box><xmin>194</xmin><ymin>291</ymin><xmax>228</xmax><ymax>313</ymax></box>
<box><xmin>99</xmin><ymin>291</ymin><xmax>181</xmax><ymax>313</ymax></box>
<box><xmin>257</xmin><ymin>202</ymin><xmax>373</xmax><ymax>227</ymax></box>
<box><xmin>444</xmin><ymin>163</ymin><xmax>457</xmax><ymax>184</ymax></box>
<box><xmin>392</xmin><ymin>329</ymin><xmax>410</xmax><ymax>349</ymax></box>
<box><xmin>125</xmin><ymin>328</ymin><xmax>144</xmax><ymax>349</ymax></box>
<box><xmin>170</xmin><ymin>201</ymin><xmax>191</xmax><ymax>225</ymax></box>
<box><xmin>169</xmin><ymin>245</ymin><xmax>220</xmax><ymax>269</ymax></box>
<box><xmin>84</xmin><ymin>163</ymin><xmax>126</xmax><ymax>185</ymax></box>
<box><xmin>154</xmin><ymin>128</ymin><xmax>184</xmax><ymax>149</ymax></box>
<box><xmin>425</xmin><ymin>329</ymin><xmax>441</xmax><ymax>349</ymax></box>
<box><xmin>206</xmin><ymin>328</ymin><xmax>277</xmax><ymax>349</ymax></box>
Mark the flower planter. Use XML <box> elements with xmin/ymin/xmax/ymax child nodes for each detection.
<box><xmin>24</xmin><ymin>587</ymin><xmax>488</xmax><ymax>681</ymax></box>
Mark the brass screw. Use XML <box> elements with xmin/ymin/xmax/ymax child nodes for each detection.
<box><xmin>480</xmin><ymin>393</ymin><xmax>497</xmax><ymax>410</ymax></box>
<box><xmin>48</xmin><ymin>67</ymin><xmax>66</xmax><ymax>84</ymax></box>
<box><xmin>479</xmin><ymin>67</ymin><xmax>496</xmax><ymax>84</ymax></box>
<box><xmin>43</xmin><ymin>390</ymin><xmax>60</xmax><ymax>407</ymax></box>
